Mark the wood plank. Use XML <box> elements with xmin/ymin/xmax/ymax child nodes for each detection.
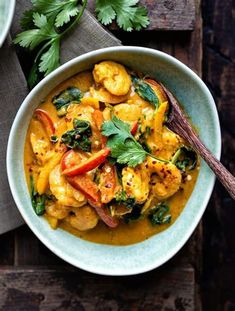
<box><xmin>88</xmin><ymin>0</ymin><xmax>196</xmax><ymax>31</ymax></box>
<box><xmin>0</xmin><ymin>266</ymin><xmax>195</xmax><ymax>310</ymax></box>
<box><xmin>201</xmin><ymin>0</ymin><xmax>235</xmax><ymax>309</ymax></box>
<box><xmin>14</xmin><ymin>226</ymin><xmax>65</xmax><ymax>266</ymax></box>
<box><xmin>0</xmin><ymin>230</ymin><xmax>14</xmax><ymax>265</ymax></box>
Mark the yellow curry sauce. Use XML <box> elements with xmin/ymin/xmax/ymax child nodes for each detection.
<box><xmin>24</xmin><ymin>61</ymin><xmax>199</xmax><ymax>246</ymax></box>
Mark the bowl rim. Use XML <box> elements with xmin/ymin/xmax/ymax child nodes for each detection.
<box><xmin>6</xmin><ymin>46</ymin><xmax>221</xmax><ymax>275</ymax></box>
<box><xmin>0</xmin><ymin>0</ymin><xmax>15</xmax><ymax>47</ymax></box>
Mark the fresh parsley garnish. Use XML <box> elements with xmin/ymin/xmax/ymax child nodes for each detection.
<box><xmin>132</xmin><ymin>76</ymin><xmax>159</xmax><ymax>108</ymax></box>
<box><xmin>102</xmin><ymin>115</ymin><xmax>166</xmax><ymax>167</ymax></box>
<box><xmin>52</xmin><ymin>86</ymin><xmax>83</xmax><ymax>116</ymax></box>
<box><xmin>148</xmin><ymin>202</ymin><xmax>172</xmax><ymax>226</ymax></box>
<box><xmin>14</xmin><ymin>0</ymin><xmax>88</xmax><ymax>88</ymax></box>
<box><xmin>95</xmin><ymin>0</ymin><xmax>149</xmax><ymax>31</ymax></box>
<box><xmin>61</xmin><ymin>118</ymin><xmax>92</xmax><ymax>152</ymax></box>
<box><xmin>171</xmin><ymin>146</ymin><xmax>198</xmax><ymax>172</ymax></box>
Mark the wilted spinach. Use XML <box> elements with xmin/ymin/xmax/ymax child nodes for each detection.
<box><xmin>30</xmin><ymin>175</ymin><xmax>46</xmax><ymax>216</ymax></box>
<box><xmin>148</xmin><ymin>202</ymin><xmax>171</xmax><ymax>226</ymax></box>
<box><xmin>52</xmin><ymin>86</ymin><xmax>83</xmax><ymax>116</ymax></box>
<box><xmin>132</xmin><ymin>76</ymin><xmax>159</xmax><ymax>108</ymax></box>
<box><xmin>61</xmin><ymin>119</ymin><xmax>92</xmax><ymax>152</ymax></box>
<box><xmin>171</xmin><ymin>145</ymin><xmax>197</xmax><ymax>172</ymax></box>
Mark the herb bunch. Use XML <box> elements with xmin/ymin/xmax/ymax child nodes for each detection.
<box><xmin>14</xmin><ymin>0</ymin><xmax>149</xmax><ymax>88</ymax></box>
<box><xmin>14</xmin><ymin>0</ymin><xmax>88</xmax><ymax>88</ymax></box>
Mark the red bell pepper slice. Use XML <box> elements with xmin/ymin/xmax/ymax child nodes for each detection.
<box><xmin>99</xmin><ymin>162</ymin><xmax>120</xmax><ymax>204</ymax></box>
<box><xmin>66</xmin><ymin>174</ymin><xmax>100</xmax><ymax>202</ymax></box>
<box><xmin>130</xmin><ymin>121</ymin><xmax>138</xmax><ymax>135</ymax></box>
<box><xmin>61</xmin><ymin>150</ymin><xmax>82</xmax><ymax>172</ymax></box>
<box><xmin>62</xmin><ymin>148</ymin><xmax>110</xmax><ymax>176</ymax></box>
<box><xmin>92</xmin><ymin>110</ymin><xmax>107</xmax><ymax>147</ymax></box>
<box><xmin>34</xmin><ymin>109</ymin><xmax>55</xmax><ymax>137</ymax></box>
<box><xmin>66</xmin><ymin>174</ymin><xmax>118</xmax><ymax>228</ymax></box>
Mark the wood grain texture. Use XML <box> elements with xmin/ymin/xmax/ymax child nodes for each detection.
<box><xmin>202</xmin><ymin>0</ymin><xmax>235</xmax><ymax>310</ymax></box>
<box><xmin>87</xmin><ymin>0</ymin><xmax>196</xmax><ymax>31</ymax></box>
<box><xmin>0</xmin><ymin>266</ymin><xmax>195</xmax><ymax>310</ymax></box>
<box><xmin>1</xmin><ymin>0</ymin><xmax>205</xmax><ymax>310</ymax></box>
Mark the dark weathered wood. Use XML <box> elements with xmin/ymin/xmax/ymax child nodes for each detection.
<box><xmin>0</xmin><ymin>231</ymin><xmax>14</xmax><ymax>265</ymax></box>
<box><xmin>0</xmin><ymin>266</ymin><xmax>195</xmax><ymax>310</ymax></box>
<box><xmin>201</xmin><ymin>0</ymin><xmax>235</xmax><ymax>310</ymax></box>
<box><xmin>87</xmin><ymin>0</ymin><xmax>196</xmax><ymax>31</ymax></box>
<box><xmin>14</xmin><ymin>226</ymin><xmax>65</xmax><ymax>266</ymax></box>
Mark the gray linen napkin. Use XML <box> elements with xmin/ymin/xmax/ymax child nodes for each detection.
<box><xmin>0</xmin><ymin>1</ymin><xmax>121</xmax><ymax>234</ymax></box>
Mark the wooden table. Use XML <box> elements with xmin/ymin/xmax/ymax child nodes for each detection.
<box><xmin>0</xmin><ymin>0</ymin><xmax>234</xmax><ymax>309</ymax></box>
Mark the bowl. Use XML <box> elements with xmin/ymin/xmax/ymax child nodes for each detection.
<box><xmin>7</xmin><ymin>46</ymin><xmax>221</xmax><ymax>275</ymax></box>
<box><xmin>0</xmin><ymin>0</ymin><xmax>15</xmax><ymax>47</ymax></box>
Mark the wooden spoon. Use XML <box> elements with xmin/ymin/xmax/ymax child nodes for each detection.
<box><xmin>160</xmin><ymin>83</ymin><xmax>235</xmax><ymax>200</ymax></box>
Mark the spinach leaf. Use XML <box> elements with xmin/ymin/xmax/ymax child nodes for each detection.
<box><xmin>52</xmin><ymin>86</ymin><xmax>83</xmax><ymax>116</ymax></box>
<box><xmin>123</xmin><ymin>204</ymin><xmax>143</xmax><ymax>223</ymax></box>
<box><xmin>171</xmin><ymin>145</ymin><xmax>198</xmax><ymax>172</ymax></box>
<box><xmin>148</xmin><ymin>202</ymin><xmax>171</xmax><ymax>226</ymax></box>
<box><xmin>30</xmin><ymin>175</ymin><xmax>46</xmax><ymax>216</ymax></box>
<box><xmin>132</xmin><ymin>76</ymin><xmax>159</xmax><ymax>108</ymax></box>
<box><xmin>61</xmin><ymin>119</ymin><xmax>92</xmax><ymax>152</ymax></box>
<box><xmin>115</xmin><ymin>190</ymin><xmax>136</xmax><ymax>209</ymax></box>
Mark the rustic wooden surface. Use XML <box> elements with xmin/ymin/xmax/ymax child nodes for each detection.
<box><xmin>0</xmin><ymin>267</ymin><xmax>195</xmax><ymax>310</ymax></box>
<box><xmin>1</xmin><ymin>0</ymin><xmax>234</xmax><ymax>310</ymax></box>
<box><xmin>201</xmin><ymin>0</ymin><xmax>235</xmax><ymax>310</ymax></box>
<box><xmin>88</xmin><ymin>0</ymin><xmax>196</xmax><ymax>31</ymax></box>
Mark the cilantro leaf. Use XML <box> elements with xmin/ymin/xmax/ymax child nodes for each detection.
<box><xmin>102</xmin><ymin>115</ymin><xmax>148</xmax><ymax>167</ymax></box>
<box><xmin>13</xmin><ymin>13</ymin><xmax>56</xmax><ymax>50</ymax></box>
<box><xmin>55</xmin><ymin>2</ymin><xmax>79</xmax><ymax>27</ymax></box>
<box><xmin>95</xmin><ymin>0</ymin><xmax>149</xmax><ymax>31</ymax></box>
<box><xmin>39</xmin><ymin>38</ymin><xmax>60</xmax><ymax>75</ymax></box>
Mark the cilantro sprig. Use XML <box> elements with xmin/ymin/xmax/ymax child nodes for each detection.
<box><xmin>14</xmin><ymin>0</ymin><xmax>150</xmax><ymax>88</ymax></box>
<box><xmin>95</xmin><ymin>0</ymin><xmax>149</xmax><ymax>31</ymax></box>
<box><xmin>14</xmin><ymin>0</ymin><xmax>88</xmax><ymax>88</ymax></box>
<box><xmin>102</xmin><ymin>115</ymin><xmax>167</xmax><ymax>167</ymax></box>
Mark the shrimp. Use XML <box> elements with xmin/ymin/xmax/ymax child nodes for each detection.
<box><xmin>93</xmin><ymin>61</ymin><xmax>131</xmax><ymax>96</ymax></box>
<box><xmin>66</xmin><ymin>205</ymin><xmax>99</xmax><ymax>231</ymax></box>
<box><xmin>46</xmin><ymin>203</ymin><xmax>70</xmax><ymax>220</ymax></box>
<box><xmin>122</xmin><ymin>163</ymin><xmax>150</xmax><ymax>204</ymax></box>
<box><xmin>49</xmin><ymin>165</ymin><xmax>87</xmax><ymax>207</ymax></box>
<box><xmin>113</xmin><ymin>103</ymin><xmax>142</xmax><ymax>122</ymax></box>
<box><xmin>147</xmin><ymin>157</ymin><xmax>182</xmax><ymax>200</ymax></box>
<box><xmin>158</xmin><ymin>127</ymin><xmax>183</xmax><ymax>160</ymax></box>
<box><xmin>90</xmin><ymin>86</ymin><xmax>129</xmax><ymax>104</ymax></box>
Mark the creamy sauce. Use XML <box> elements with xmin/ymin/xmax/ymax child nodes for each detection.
<box><xmin>24</xmin><ymin>69</ymin><xmax>199</xmax><ymax>246</ymax></box>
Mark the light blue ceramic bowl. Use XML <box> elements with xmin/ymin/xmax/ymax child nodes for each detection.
<box><xmin>7</xmin><ymin>47</ymin><xmax>221</xmax><ymax>275</ymax></box>
<box><xmin>0</xmin><ymin>0</ymin><xmax>15</xmax><ymax>47</ymax></box>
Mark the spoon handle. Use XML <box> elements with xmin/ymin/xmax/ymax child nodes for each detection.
<box><xmin>182</xmin><ymin>127</ymin><xmax>235</xmax><ymax>200</ymax></box>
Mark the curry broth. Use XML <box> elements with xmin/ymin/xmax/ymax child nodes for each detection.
<box><xmin>24</xmin><ymin>68</ymin><xmax>199</xmax><ymax>246</ymax></box>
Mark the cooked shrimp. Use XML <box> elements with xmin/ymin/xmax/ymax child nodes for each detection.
<box><xmin>93</xmin><ymin>61</ymin><xmax>131</xmax><ymax>96</ymax></box>
<box><xmin>49</xmin><ymin>165</ymin><xmax>86</xmax><ymax>207</ymax></box>
<box><xmin>66</xmin><ymin>205</ymin><xmax>98</xmax><ymax>231</ymax></box>
<box><xmin>147</xmin><ymin>157</ymin><xmax>182</xmax><ymax>200</ymax></box>
<box><xmin>46</xmin><ymin>203</ymin><xmax>70</xmax><ymax>220</ymax></box>
<box><xmin>122</xmin><ymin>164</ymin><xmax>150</xmax><ymax>204</ymax></box>
<box><xmin>157</xmin><ymin>127</ymin><xmax>183</xmax><ymax>160</ymax></box>
<box><xmin>113</xmin><ymin>103</ymin><xmax>142</xmax><ymax>122</ymax></box>
<box><xmin>90</xmin><ymin>86</ymin><xmax>129</xmax><ymax>104</ymax></box>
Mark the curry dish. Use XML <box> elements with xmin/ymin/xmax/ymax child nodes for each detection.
<box><xmin>24</xmin><ymin>61</ymin><xmax>199</xmax><ymax>245</ymax></box>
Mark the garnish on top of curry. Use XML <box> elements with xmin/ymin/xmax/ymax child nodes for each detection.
<box><xmin>24</xmin><ymin>61</ymin><xmax>199</xmax><ymax>245</ymax></box>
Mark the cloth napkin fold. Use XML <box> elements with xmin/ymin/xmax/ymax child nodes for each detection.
<box><xmin>0</xmin><ymin>0</ymin><xmax>121</xmax><ymax>235</ymax></box>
